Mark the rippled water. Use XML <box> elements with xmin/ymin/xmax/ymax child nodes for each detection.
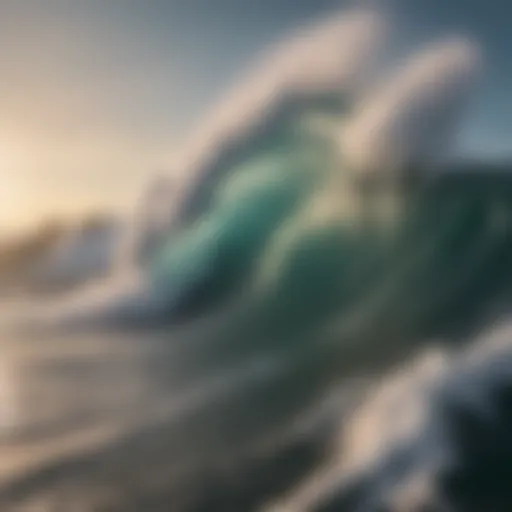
<box><xmin>0</xmin><ymin>304</ymin><xmax>356</xmax><ymax>511</ymax></box>
<box><xmin>2</xmin><ymin>310</ymin><xmax>511</xmax><ymax>511</ymax></box>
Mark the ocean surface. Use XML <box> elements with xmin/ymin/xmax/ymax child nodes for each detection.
<box><xmin>0</xmin><ymin>7</ymin><xmax>511</xmax><ymax>512</ymax></box>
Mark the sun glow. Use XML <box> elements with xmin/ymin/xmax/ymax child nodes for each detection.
<box><xmin>0</xmin><ymin>144</ymin><xmax>31</xmax><ymax>235</ymax></box>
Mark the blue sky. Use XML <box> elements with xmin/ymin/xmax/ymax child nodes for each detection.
<box><xmin>0</xmin><ymin>0</ymin><xmax>509</xmax><ymax>231</ymax></box>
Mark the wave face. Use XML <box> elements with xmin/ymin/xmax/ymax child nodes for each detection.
<box><xmin>1</xmin><ymin>6</ymin><xmax>512</xmax><ymax>512</ymax></box>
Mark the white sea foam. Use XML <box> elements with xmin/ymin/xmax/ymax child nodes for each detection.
<box><xmin>343</xmin><ymin>37</ymin><xmax>481</xmax><ymax>177</ymax></box>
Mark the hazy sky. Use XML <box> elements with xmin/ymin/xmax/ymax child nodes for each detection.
<box><xmin>0</xmin><ymin>0</ymin><xmax>509</xmax><ymax>233</ymax></box>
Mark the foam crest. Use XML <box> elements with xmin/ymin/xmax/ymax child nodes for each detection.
<box><xmin>342</xmin><ymin>37</ymin><xmax>481</xmax><ymax>178</ymax></box>
<box><xmin>153</xmin><ymin>9</ymin><xmax>387</xmax><ymax>232</ymax></box>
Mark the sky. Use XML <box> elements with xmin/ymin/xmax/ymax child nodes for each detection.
<box><xmin>0</xmin><ymin>0</ymin><xmax>509</xmax><ymax>234</ymax></box>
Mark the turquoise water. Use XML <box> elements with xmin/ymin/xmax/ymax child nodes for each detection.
<box><xmin>0</xmin><ymin>8</ymin><xmax>510</xmax><ymax>511</ymax></box>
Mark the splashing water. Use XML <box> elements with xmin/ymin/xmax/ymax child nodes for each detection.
<box><xmin>1</xmin><ymin>6</ymin><xmax>512</xmax><ymax>512</ymax></box>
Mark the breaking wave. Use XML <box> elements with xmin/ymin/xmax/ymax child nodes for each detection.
<box><xmin>0</xmin><ymin>6</ymin><xmax>511</xmax><ymax>512</ymax></box>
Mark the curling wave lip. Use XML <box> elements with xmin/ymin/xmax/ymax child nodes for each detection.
<box><xmin>342</xmin><ymin>37</ymin><xmax>482</xmax><ymax>181</ymax></box>
<box><xmin>159</xmin><ymin>8</ymin><xmax>387</xmax><ymax>233</ymax></box>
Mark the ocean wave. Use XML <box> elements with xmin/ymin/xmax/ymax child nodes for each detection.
<box><xmin>1</xmin><ymin>5</ymin><xmax>511</xmax><ymax>511</ymax></box>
